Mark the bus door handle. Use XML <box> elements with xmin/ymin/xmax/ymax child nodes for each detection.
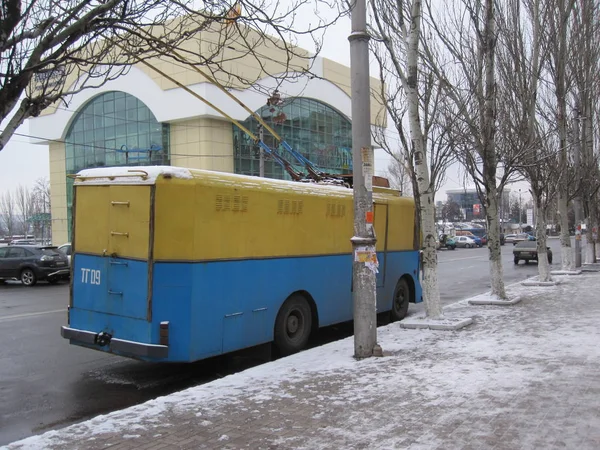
<box><xmin>108</xmin><ymin>290</ymin><xmax>123</xmax><ymax>296</ymax></box>
<box><xmin>110</xmin><ymin>261</ymin><xmax>129</xmax><ymax>266</ymax></box>
<box><xmin>224</xmin><ymin>312</ymin><xmax>243</xmax><ymax>318</ymax></box>
<box><xmin>252</xmin><ymin>307</ymin><xmax>267</xmax><ymax>312</ymax></box>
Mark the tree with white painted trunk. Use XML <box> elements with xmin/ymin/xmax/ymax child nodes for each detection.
<box><xmin>369</xmin><ymin>0</ymin><xmax>449</xmax><ymax>318</ymax></box>
<box><xmin>569</xmin><ymin>0</ymin><xmax>600</xmax><ymax>264</ymax></box>
<box><xmin>496</xmin><ymin>0</ymin><xmax>555</xmax><ymax>281</ymax></box>
<box><xmin>544</xmin><ymin>0</ymin><xmax>577</xmax><ymax>270</ymax></box>
<box><xmin>425</xmin><ymin>0</ymin><xmax>519</xmax><ymax>300</ymax></box>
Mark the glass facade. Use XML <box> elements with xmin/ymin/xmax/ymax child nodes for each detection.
<box><xmin>233</xmin><ymin>97</ymin><xmax>352</xmax><ymax>180</ymax></box>
<box><xmin>64</xmin><ymin>91</ymin><xmax>170</xmax><ymax>239</ymax></box>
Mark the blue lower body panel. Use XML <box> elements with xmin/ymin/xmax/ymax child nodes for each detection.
<box><xmin>65</xmin><ymin>251</ymin><xmax>421</xmax><ymax>363</ymax></box>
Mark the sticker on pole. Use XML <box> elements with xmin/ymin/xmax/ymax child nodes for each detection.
<box><xmin>354</xmin><ymin>245</ymin><xmax>379</xmax><ymax>274</ymax></box>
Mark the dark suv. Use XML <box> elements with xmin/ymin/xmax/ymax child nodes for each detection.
<box><xmin>0</xmin><ymin>245</ymin><xmax>70</xmax><ymax>286</ymax></box>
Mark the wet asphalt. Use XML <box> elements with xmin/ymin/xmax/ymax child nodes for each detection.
<box><xmin>0</xmin><ymin>238</ymin><xmax>566</xmax><ymax>445</ymax></box>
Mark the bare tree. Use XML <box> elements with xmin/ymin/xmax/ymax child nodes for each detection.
<box><xmin>32</xmin><ymin>177</ymin><xmax>52</xmax><ymax>242</ymax></box>
<box><xmin>569</xmin><ymin>0</ymin><xmax>600</xmax><ymax>263</ymax></box>
<box><xmin>496</xmin><ymin>0</ymin><xmax>557</xmax><ymax>281</ymax></box>
<box><xmin>543</xmin><ymin>0</ymin><xmax>577</xmax><ymax>270</ymax></box>
<box><xmin>425</xmin><ymin>0</ymin><xmax>518</xmax><ymax>300</ymax></box>
<box><xmin>14</xmin><ymin>185</ymin><xmax>34</xmax><ymax>235</ymax></box>
<box><xmin>441</xmin><ymin>200</ymin><xmax>463</xmax><ymax>222</ymax></box>
<box><xmin>384</xmin><ymin>158</ymin><xmax>412</xmax><ymax>196</ymax></box>
<box><xmin>0</xmin><ymin>191</ymin><xmax>16</xmax><ymax>236</ymax></box>
<box><xmin>0</xmin><ymin>0</ymin><xmax>347</xmax><ymax>151</ymax></box>
<box><xmin>370</xmin><ymin>0</ymin><xmax>449</xmax><ymax>318</ymax></box>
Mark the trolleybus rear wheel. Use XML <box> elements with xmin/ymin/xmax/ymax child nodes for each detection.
<box><xmin>391</xmin><ymin>278</ymin><xmax>410</xmax><ymax>322</ymax></box>
<box><xmin>274</xmin><ymin>294</ymin><xmax>312</xmax><ymax>356</ymax></box>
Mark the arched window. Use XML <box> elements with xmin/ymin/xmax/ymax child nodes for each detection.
<box><xmin>64</xmin><ymin>91</ymin><xmax>170</xmax><ymax>239</ymax></box>
<box><xmin>233</xmin><ymin>97</ymin><xmax>352</xmax><ymax>180</ymax></box>
<box><xmin>65</xmin><ymin>91</ymin><xmax>169</xmax><ymax>174</ymax></box>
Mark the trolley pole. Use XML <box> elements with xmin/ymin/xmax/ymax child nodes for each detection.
<box><xmin>349</xmin><ymin>0</ymin><xmax>378</xmax><ymax>359</ymax></box>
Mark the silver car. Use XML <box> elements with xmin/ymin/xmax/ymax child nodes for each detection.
<box><xmin>455</xmin><ymin>236</ymin><xmax>477</xmax><ymax>248</ymax></box>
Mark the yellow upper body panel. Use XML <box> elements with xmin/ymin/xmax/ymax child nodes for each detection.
<box><xmin>73</xmin><ymin>167</ymin><xmax>415</xmax><ymax>261</ymax></box>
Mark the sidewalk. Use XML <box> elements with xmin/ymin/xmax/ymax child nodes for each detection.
<box><xmin>5</xmin><ymin>272</ymin><xmax>600</xmax><ymax>450</ymax></box>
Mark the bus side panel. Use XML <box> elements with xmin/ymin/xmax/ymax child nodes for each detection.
<box><xmin>149</xmin><ymin>254</ymin><xmax>354</xmax><ymax>362</ymax></box>
<box><xmin>151</xmin><ymin>250</ymin><xmax>420</xmax><ymax>363</ymax></box>
<box><xmin>377</xmin><ymin>250</ymin><xmax>423</xmax><ymax>312</ymax></box>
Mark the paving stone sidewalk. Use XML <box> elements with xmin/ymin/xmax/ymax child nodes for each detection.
<box><xmin>5</xmin><ymin>272</ymin><xmax>600</xmax><ymax>450</ymax></box>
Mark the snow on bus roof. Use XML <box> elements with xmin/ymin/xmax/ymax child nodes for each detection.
<box><xmin>73</xmin><ymin>165</ymin><xmax>367</xmax><ymax>197</ymax></box>
<box><xmin>74</xmin><ymin>166</ymin><xmax>193</xmax><ymax>184</ymax></box>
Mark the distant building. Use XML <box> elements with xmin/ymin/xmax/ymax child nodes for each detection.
<box><xmin>446</xmin><ymin>188</ymin><xmax>511</xmax><ymax>223</ymax></box>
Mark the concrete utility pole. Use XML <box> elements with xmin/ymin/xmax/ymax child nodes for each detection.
<box><xmin>349</xmin><ymin>0</ymin><xmax>377</xmax><ymax>359</ymax></box>
<box><xmin>573</xmin><ymin>101</ymin><xmax>583</xmax><ymax>267</ymax></box>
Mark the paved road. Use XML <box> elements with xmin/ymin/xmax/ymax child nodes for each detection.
<box><xmin>0</xmin><ymin>238</ymin><xmax>566</xmax><ymax>446</ymax></box>
<box><xmin>434</xmin><ymin>237</ymin><xmax>564</xmax><ymax>306</ymax></box>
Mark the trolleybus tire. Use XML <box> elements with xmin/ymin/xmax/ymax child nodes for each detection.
<box><xmin>391</xmin><ymin>278</ymin><xmax>410</xmax><ymax>322</ymax></box>
<box><xmin>274</xmin><ymin>294</ymin><xmax>312</xmax><ymax>356</ymax></box>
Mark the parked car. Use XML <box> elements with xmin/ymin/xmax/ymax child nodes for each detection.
<box><xmin>438</xmin><ymin>235</ymin><xmax>456</xmax><ymax>250</ymax></box>
<box><xmin>445</xmin><ymin>236</ymin><xmax>457</xmax><ymax>250</ymax></box>
<box><xmin>455</xmin><ymin>236</ymin><xmax>477</xmax><ymax>248</ymax></box>
<box><xmin>513</xmin><ymin>241</ymin><xmax>553</xmax><ymax>265</ymax></box>
<box><xmin>9</xmin><ymin>239</ymin><xmax>37</xmax><ymax>245</ymax></box>
<box><xmin>471</xmin><ymin>235</ymin><xmax>483</xmax><ymax>247</ymax></box>
<box><xmin>512</xmin><ymin>233</ymin><xmax>535</xmax><ymax>245</ymax></box>
<box><xmin>57</xmin><ymin>242</ymin><xmax>72</xmax><ymax>266</ymax></box>
<box><xmin>0</xmin><ymin>245</ymin><xmax>70</xmax><ymax>286</ymax></box>
<box><xmin>480</xmin><ymin>235</ymin><xmax>488</xmax><ymax>245</ymax></box>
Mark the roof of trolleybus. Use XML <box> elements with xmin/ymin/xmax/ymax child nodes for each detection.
<box><xmin>73</xmin><ymin>166</ymin><xmax>406</xmax><ymax>200</ymax></box>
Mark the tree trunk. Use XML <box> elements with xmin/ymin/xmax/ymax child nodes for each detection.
<box><xmin>554</xmin><ymin>0</ymin><xmax>574</xmax><ymax>271</ymax></box>
<box><xmin>482</xmin><ymin>0</ymin><xmax>506</xmax><ymax>299</ymax></box>
<box><xmin>405</xmin><ymin>0</ymin><xmax>442</xmax><ymax>319</ymax></box>
<box><xmin>558</xmin><ymin>192</ymin><xmax>574</xmax><ymax>270</ymax></box>
<box><xmin>534</xmin><ymin>198</ymin><xmax>551</xmax><ymax>282</ymax></box>
<box><xmin>485</xmin><ymin>185</ymin><xmax>506</xmax><ymax>298</ymax></box>
<box><xmin>584</xmin><ymin>217</ymin><xmax>594</xmax><ymax>264</ymax></box>
<box><xmin>589</xmin><ymin>199</ymin><xmax>598</xmax><ymax>263</ymax></box>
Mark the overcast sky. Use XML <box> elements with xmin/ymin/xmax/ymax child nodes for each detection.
<box><xmin>0</xmin><ymin>13</ymin><xmax>527</xmax><ymax>203</ymax></box>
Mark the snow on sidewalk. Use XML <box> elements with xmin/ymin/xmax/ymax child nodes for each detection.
<box><xmin>5</xmin><ymin>274</ymin><xmax>600</xmax><ymax>450</ymax></box>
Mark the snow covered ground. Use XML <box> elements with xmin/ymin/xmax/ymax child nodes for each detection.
<box><xmin>5</xmin><ymin>273</ymin><xmax>600</xmax><ymax>449</ymax></box>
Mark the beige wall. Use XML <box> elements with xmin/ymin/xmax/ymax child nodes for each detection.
<box><xmin>48</xmin><ymin>141</ymin><xmax>69</xmax><ymax>244</ymax></box>
<box><xmin>169</xmin><ymin>118</ymin><xmax>233</xmax><ymax>172</ymax></box>
<box><xmin>322</xmin><ymin>58</ymin><xmax>386</xmax><ymax>127</ymax></box>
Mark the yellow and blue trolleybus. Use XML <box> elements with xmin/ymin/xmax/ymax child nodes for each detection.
<box><xmin>61</xmin><ymin>166</ymin><xmax>422</xmax><ymax>362</ymax></box>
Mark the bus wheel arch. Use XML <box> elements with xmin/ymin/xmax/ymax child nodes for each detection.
<box><xmin>273</xmin><ymin>291</ymin><xmax>317</xmax><ymax>356</ymax></box>
<box><xmin>390</xmin><ymin>275</ymin><xmax>415</xmax><ymax>322</ymax></box>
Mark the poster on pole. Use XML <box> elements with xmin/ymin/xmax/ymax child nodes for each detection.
<box><xmin>361</xmin><ymin>147</ymin><xmax>373</xmax><ymax>191</ymax></box>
